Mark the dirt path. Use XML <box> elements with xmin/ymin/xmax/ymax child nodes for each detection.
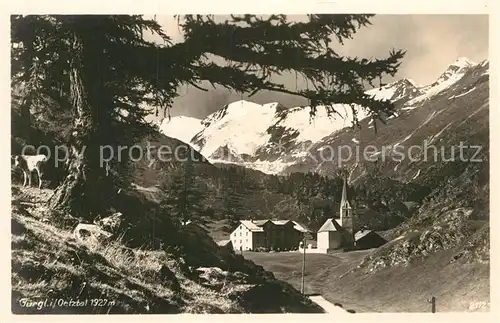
<box><xmin>308</xmin><ymin>295</ymin><xmax>350</xmax><ymax>314</ymax></box>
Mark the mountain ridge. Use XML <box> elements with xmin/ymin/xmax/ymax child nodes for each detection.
<box><xmin>160</xmin><ymin>57</ymin><xmax>488</xmax><ymax>177</ymax></box>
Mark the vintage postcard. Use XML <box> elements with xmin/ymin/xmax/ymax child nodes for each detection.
<box><xmin>3</xmin><ymin>0</ymin><xmax>496</xmax><ymax>320</ymax></box>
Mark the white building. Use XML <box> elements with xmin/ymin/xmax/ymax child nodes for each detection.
<box><xmin>317</xmin><ymin>218</ymin><xmax>344</xmax><ymax>251</ymax></box>
<box><xmin>230</xmin><ymin>220</ymin><xmax>263</xmax><ymax>251</ymax></box>
<box><xmin>230</xmin><ymin>219</ymin><xmax>308</xmax><ymax>251</ymax></box>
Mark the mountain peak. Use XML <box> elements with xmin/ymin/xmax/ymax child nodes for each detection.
<box><xmin>402</xmin><ymin>78</ymin><xmax>418</xmax><ymax>87</ymax></box>
<box><xmin>231</xmin><ymin>99</ymin><xmax>254</xmax><ymax>106</ymax></box>
<box><xmin>450</xmin><ymin>57</ymin><xmax>477</xmax><ymax>69</ymax></box>
<box><xmin>390</xmin><ymin>78</ymin><xmax>421</xmax><ymax>89</ymax></box>
<box><xmin>159</xmin><ymin>115</ymin><xmax>205</xmax><ymax>145</ymax></box>
<box><xmin>432</xmin><ymin>57</ymin><xmax>476</xmax><ymax>86</ymax></box>
<box><xmin>365</xmin><ymin>77</ymin><xmax>422</xmax><ymax>102</ymax></box>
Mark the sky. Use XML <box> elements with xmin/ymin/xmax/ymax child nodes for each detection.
<box><xmin>145</xmin><ymin>14</ymin><xmax>488</xmax><ymax>120</ymax></box>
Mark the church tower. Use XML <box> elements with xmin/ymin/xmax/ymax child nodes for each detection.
<box><xmin>339</xmin><ymin>175</ymin><xmax>355</xmax><ymax>246</ymax></box>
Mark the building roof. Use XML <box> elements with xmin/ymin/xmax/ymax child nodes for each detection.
<box><xmin>238</xmin><ymin>219</ymin><xmax>310</xmax><ymax>233</ymax></box>
<box><xmin>252</xmin><ymin>219</ymin><xmax>270</xmax><ymax>226</ymax></box>
<box><xmin>317</xmin><ymin>218</ymin><xmax>343</xmax><ymax>232</ymax></box>
<box><xmin>355</xmin><ymin>229</ymin><xmax>385</xmax><ymax>241</ymax></box>
<box><xmin>217</xmin><ymin>239</ymin><xmax>232</xmax><ymax>247</ymax></box>
<box><xmin>240</xmin><ymin>220</ymin><xmax>264</xmax><ymax>232</ymax></box>
<box><xmin>292</xmin><ymin>221</ymin><xmax>310</xmax><ymax>233</ymax></box>
<box><xmin>271</xmin><ymin>220</ymin><xmax>290</xmax><ymax>225</ymax></box>
<box><xmin>271</xmin><ymin>220</ymin><xmax>311</xmax><ymax>232</ymax></box>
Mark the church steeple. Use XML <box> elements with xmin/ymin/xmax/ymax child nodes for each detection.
<box><xmin>339</xmin><ymin>174</ymin><xmax>355</xmax><ymax>246</ymax></box>
<box><xmin>340</xmin><ymin>174</ymin><xmax>352</xmax><ymax>220</ymax></box>
<box><xmin>340</xmin><ymin>175</ymin><xmax>352</xmax><ymax>214</ymax></box>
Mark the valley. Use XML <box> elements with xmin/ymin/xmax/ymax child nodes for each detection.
<box><xmin>10</xmin><ymin>14</ymin><xmax>491</xmax><ymax>316</ymax></box>
<box><xmin>154</xmin><ymin>56</ymin><xmax>490</xmax><ymax>312</ymax></box>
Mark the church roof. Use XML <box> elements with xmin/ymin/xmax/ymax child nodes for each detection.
<box><xmin>317</xmin><ymin>218</ymin><xmax>343</xmax><ymax>232</ymax></box>
<box><xmin>340</xmin><ymin>176</ymin><xmax>352</xmax><ymax>210</ymax></box>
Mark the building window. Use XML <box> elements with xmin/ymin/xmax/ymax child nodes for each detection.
<box><xmin>240</xmin><ymin>240</ymin><xmax>242</xmax><ymax>243</ymax></box>
<box><xmin>240</xmin><ymin>232</ymin><xmax>242</xmax><ymax>236</ymax></box>
<box><xmin>246</xmin><ymin>232</ymin><xmax>248</xmax><ymax>236</ymax></box>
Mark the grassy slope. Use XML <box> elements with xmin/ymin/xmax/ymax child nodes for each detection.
<box><xmin>244</xmin><ymin>249</ymin><xmax>489</xmax><ymax>313</ymax></box>
<box><xmin>11</xmin><ymin>186</ymin><xmax>323</xmax><ymax>314</ymax></box>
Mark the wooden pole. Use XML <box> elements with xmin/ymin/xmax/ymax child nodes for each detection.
<box><xmin>301</xmin><ymin>235</ymin><xmax>306</xmax><ymax>295</ymax></box>
<box><xmin>428</xmin><ymin>296</ymin><xmax>436</xmax><ymax>313</ymax></box>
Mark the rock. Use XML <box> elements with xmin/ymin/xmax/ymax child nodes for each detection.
<box><xmin>166</xmin><ymin>257</ymin><xmax>194</xmax><ymax>278</ymax></box>
<box><xmin>73</xmin><ymin>223</ymin><xmax>113</xmax><ymax>243</ymax></box>
<box><xmin>94</xmin><ymin>212</ymin><xmax>124</xmax><ymax>234</ymax></box>
<box><xmin>450</xmin><ymin>223</ymin><xmax>489</xmax><ymax>264</ymax></box>
<box><xmin>232</xmin><ymin>271</ymin><xmax>249</xmax><ymax>282</ymax></box>
<box><xmin>226</xmin><ymin>281</ymin><xmax>322</xmax><ymax>313</ymax></box>
<box><xmin>159</xmin><ymin>265</ymin><xmax>181</xmax><ymax>291</ymax></box>
<box><xmin>195</xmin><ymin>267</ymin><xmax>249</xmax><ymax>289</ymax></box>
<box><xmin>196</xmin><ymin>267</ymin><xmax>227</xmax><ymax>288</ymax></box>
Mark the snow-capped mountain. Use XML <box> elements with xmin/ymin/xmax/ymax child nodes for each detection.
<box><xmin>159</xmin><ymin>115</ymin><xmax>205</xmax><ymax>146</ymax></box>
<box><xmin>285</xmin><ymin>57</ymin><xmax>489</xmax><ymax>180</ymax></box>
<box><xmin>365</xmin><ymin>78</ymin><xmax>422</xmax><ymax>102</ymax></box>
<box><xmin>159</xmin><ymin>57</ymin><xmax>488</xmax><ymax>176</ymax></box>
<box><xmin>405</xmin><ymin>57</ymin><xmax>478</xmax><ymax>106</ymax></box>
<box><xmin>160</xmin><ymin>81</ymin><xmax>420</xmax><ymax>172</ymax></box>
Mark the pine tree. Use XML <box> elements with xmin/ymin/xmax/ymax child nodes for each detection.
<box><xmin>221</xmin><ymin>185</ymin><xmax>245</xmax><ymax>225</ymax></box>
<box><xmin>160</xmin><ymin>158</ymin><xmax>206</xmax><ymax>224</ymax></box>
<box><xmin>220</xmin><ymin>167</ymin><xmax>246</xmax><ymax>225</ymax></box>
<box><xmin>11</xmin><ymin>14</ymin><xmax>405</xmax><ymax>218</ymax></box>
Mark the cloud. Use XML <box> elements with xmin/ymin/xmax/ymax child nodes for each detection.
<box><xmin>147</xmin><ymin>14</ymin><xmax>488</xmax><ymax>119</ymax></box>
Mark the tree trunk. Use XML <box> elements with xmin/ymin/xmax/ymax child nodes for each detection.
<box><xmin>48</xmin><ymin>34</ymin><xmax>113</xmax><ymax>220</ymax></box>
<box><xmin>19</xmin><ymin>98</ymin><xmax>32</xmax><ymax>145</ymax></box>
<box><xmin>48</xmin><ymin>142</ymin><xmax>113</xmax><ymax>220</ymax></box>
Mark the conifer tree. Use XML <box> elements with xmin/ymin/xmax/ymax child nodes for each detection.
<box><xmin>160</xmin><ymin>157</ymin><xmax>206</xmax><ymax>224</ymax></box>
<box><xmin>11</xmin><ymin>14</ymin><xmax>405</xmax><ymax>218</ymax></box>
<box><xmin>221</xmin><ymin>184</ymin><xmax>245</xmax><ymax>226</ymax></box>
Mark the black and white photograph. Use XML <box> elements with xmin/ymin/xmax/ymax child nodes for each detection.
<box><xmin>8</xmin><ymin>8</ymin><xmax>492</xmax><ymax>315</ymax></box>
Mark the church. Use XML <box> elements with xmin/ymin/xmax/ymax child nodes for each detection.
<box><xmin>316</xmin><ymin>176</ymin><xmax>387</xmax><ymax>252</ymax></box>
<box><xmin>316</xmin><ymin>176</ymin><xmax>356</xmax><ymax>251</ymax></box>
